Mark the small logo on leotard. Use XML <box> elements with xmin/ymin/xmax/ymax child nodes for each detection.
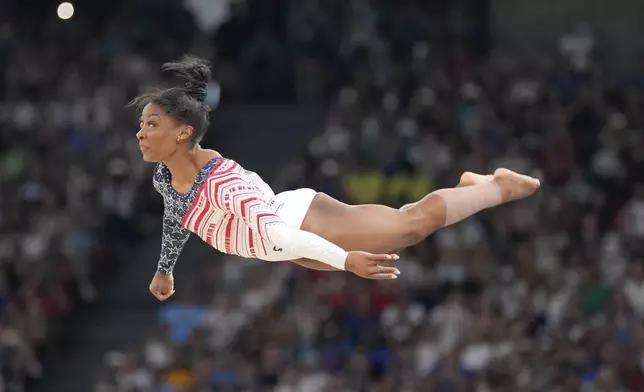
<box><xmin>273</xmin><ymin>246</ymin><xmax>283</xmax><ymax>252</ymax></box>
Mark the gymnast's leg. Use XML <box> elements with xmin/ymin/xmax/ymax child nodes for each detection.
<box><xmin>390</xmin><ymin>171</ymin><xmax>492</xmax><ymax>254</ymax></box>
<box><xmin>398</xmin><ymin>171</ymin><xmax>493</xmax><ymax>211</ymax></box>
<box><xmin>299</xmin><ymin>168</ymin><xmax>540</xmax><ymax>255</ymax></box>
<box><xmin>290</xmin><ymin>173</ymin><xmax>490</xmax><ymax>271</ymax></box>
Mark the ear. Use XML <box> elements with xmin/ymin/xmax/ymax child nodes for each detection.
<box><xmin>178</xmin><ymin>125</ymin><xmax>193</xmax><ymax>142</ymax></box>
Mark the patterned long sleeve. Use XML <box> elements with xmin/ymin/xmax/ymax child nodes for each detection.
<box><xmin>212</xmin><ymin>172</ymin><xmax>348</xmax><ymax>270</ymax></box>
<box><xmin>157</xmin><ymin>199</ymin><xmax>191</xmax><ymax>274</ymax></box>
<box><xmin>152</xmin><ymin>164</ymin><xmax>193</xmax><ymax>275</ymax></box>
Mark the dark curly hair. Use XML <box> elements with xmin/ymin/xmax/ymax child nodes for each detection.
<box><xmin>129</xmin><ymin>55</ymin><xmax>212</xmax><ymax>146</ymax></box>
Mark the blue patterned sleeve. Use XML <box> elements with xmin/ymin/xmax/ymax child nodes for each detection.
<box><xmin>157</xmin><ymin>201</ymin><xmax>191</xmax><ymax>275</ymax></box>
<box><xmin>153</xmin><ymin>166</ymin><xmax>191</xmax><ymax>275</ymax></box>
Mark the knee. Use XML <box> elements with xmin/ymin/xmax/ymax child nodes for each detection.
<box><xmin>399</xmin><ymin>207</ymin><xmax>434</xmax><ymax>246</ymax></box>
<box><xmin>400</xmin><ymin>199</ymin><xmax>447</xmax><ymax>244</ymax></box>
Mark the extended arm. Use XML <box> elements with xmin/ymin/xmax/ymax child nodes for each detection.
<box><xmin>290</xmin><ymin>258</ymin><xmax>340</xmax><ymax>271</ymax></box>
<box><xmin>212</xmin><ymin>173</ymin><xmax>348</xmax><ymax>270</ymax></box>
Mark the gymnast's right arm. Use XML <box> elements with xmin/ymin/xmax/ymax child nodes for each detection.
<box><xmin>152</xmin><ymin>167</ymin><xmax>190</xmax><ymax>275</ymax></box>
<box><xmin>157</xmin><ymin>203</ymin><xmax>191</xmax><ymax>275</ymax></box>
<box><xmin>149</xmin><ymin>183</ymin><xmax>191</xmax><ymax>301</ymax></box>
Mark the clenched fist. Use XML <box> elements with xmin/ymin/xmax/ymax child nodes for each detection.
<box><xmin>149</xmin><ymin>272</ymin><xmax>175</xmax><ymax>301</ymax></box>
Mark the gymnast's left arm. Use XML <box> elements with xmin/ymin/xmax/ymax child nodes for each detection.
<box><xmin>290</xmin><ymin>258</ymin><xmax>340</xmax><ymax>271</ymax></box>
<box><xmin>210</xmin><ymin>173</ymin><xmax>349</xmax><ymax>271</ymax></box>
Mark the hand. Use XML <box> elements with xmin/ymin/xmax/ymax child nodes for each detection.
<box><xmin>149</xmin><ymin>272</ymin><xmax>175</xmax><ymax>301</ymax></box>
<box><xmin>345</xmin><ymin>251</ymin><xmax>400</xmax><ymax>280</ymax></box>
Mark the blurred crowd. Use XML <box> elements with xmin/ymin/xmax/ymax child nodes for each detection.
<box><xmin>97</xmin><ymin>1</ymin><xmax>644</xmax><ymax>392</ymax></box>
<box><xmin>0</xmin><ymin>1</ymin><xmax>193</xmax><ymax>390</ymax></box>
<box><xmin>2</xmin><ymin>0</ymin><xmax>644</xmax><ymax>391</ymax></box>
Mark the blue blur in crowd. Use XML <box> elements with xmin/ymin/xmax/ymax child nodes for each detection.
<box><xmin>160</xmin><ymin>303</ymin><xmax>207</xmax><ymax>345</ymax></box>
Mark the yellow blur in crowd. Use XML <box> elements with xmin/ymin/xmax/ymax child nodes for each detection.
<box><xmin>343</xmin><ymin>170</ymin><xmax>432</xmax><ymax>206</ymax></box>
<box><xmin>164</xmin><ymin>368</ymin><xmax>193</xmax><ymax>389</ymax></box>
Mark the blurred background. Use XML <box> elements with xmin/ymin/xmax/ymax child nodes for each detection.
<box><xmin>1</xmin><ymin>0</ymin><xmax>644</xmax><ymax>391</ymax></box>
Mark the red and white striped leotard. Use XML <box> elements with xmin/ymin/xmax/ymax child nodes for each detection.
<box><xmin>153</xmin><ymin>157</ymin><xmax>347</xmax><ymax>274</ymax></box>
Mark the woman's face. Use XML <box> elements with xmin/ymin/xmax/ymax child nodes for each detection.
<box><xmin>136</xmin><ymin>103</ymin><xmax>192</xmax><ymax>162</ymax></box>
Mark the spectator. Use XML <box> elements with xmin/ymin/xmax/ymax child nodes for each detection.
<box><xmin>159</xmin><ymin>294</ymin><xmax>207</xmax><ymax>347</ymax></box>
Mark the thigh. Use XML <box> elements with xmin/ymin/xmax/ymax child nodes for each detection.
<box><xmin>300</xmin><ymin>193</ymin><xmax>415</xmax><ymax>254</ymax></box>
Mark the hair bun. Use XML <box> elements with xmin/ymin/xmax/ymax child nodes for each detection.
<box><xmin>161</xmin><ymin>55</ymin><xmax>212</xmax><ymax>103</ymax></box>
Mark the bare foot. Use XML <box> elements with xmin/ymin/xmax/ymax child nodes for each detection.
<box><xmin>492</xmin><ymin>168</ymin><xmax>540</xmax><ymax>202</ymax></box>
<box><xmin>459</xmin><ymin>172</ymin><xmax>493</xmax><ymax>187</ymax></box>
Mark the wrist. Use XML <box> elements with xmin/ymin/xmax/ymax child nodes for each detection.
<box><xmin>157</xmin><ymin>267</ymin><xmax>172</xmax><ymax>275</ymax></box>
<box><xmin>341</xmin><ymin>252</ymin><xmax>351</xmax><ymax>272</ymax></box>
